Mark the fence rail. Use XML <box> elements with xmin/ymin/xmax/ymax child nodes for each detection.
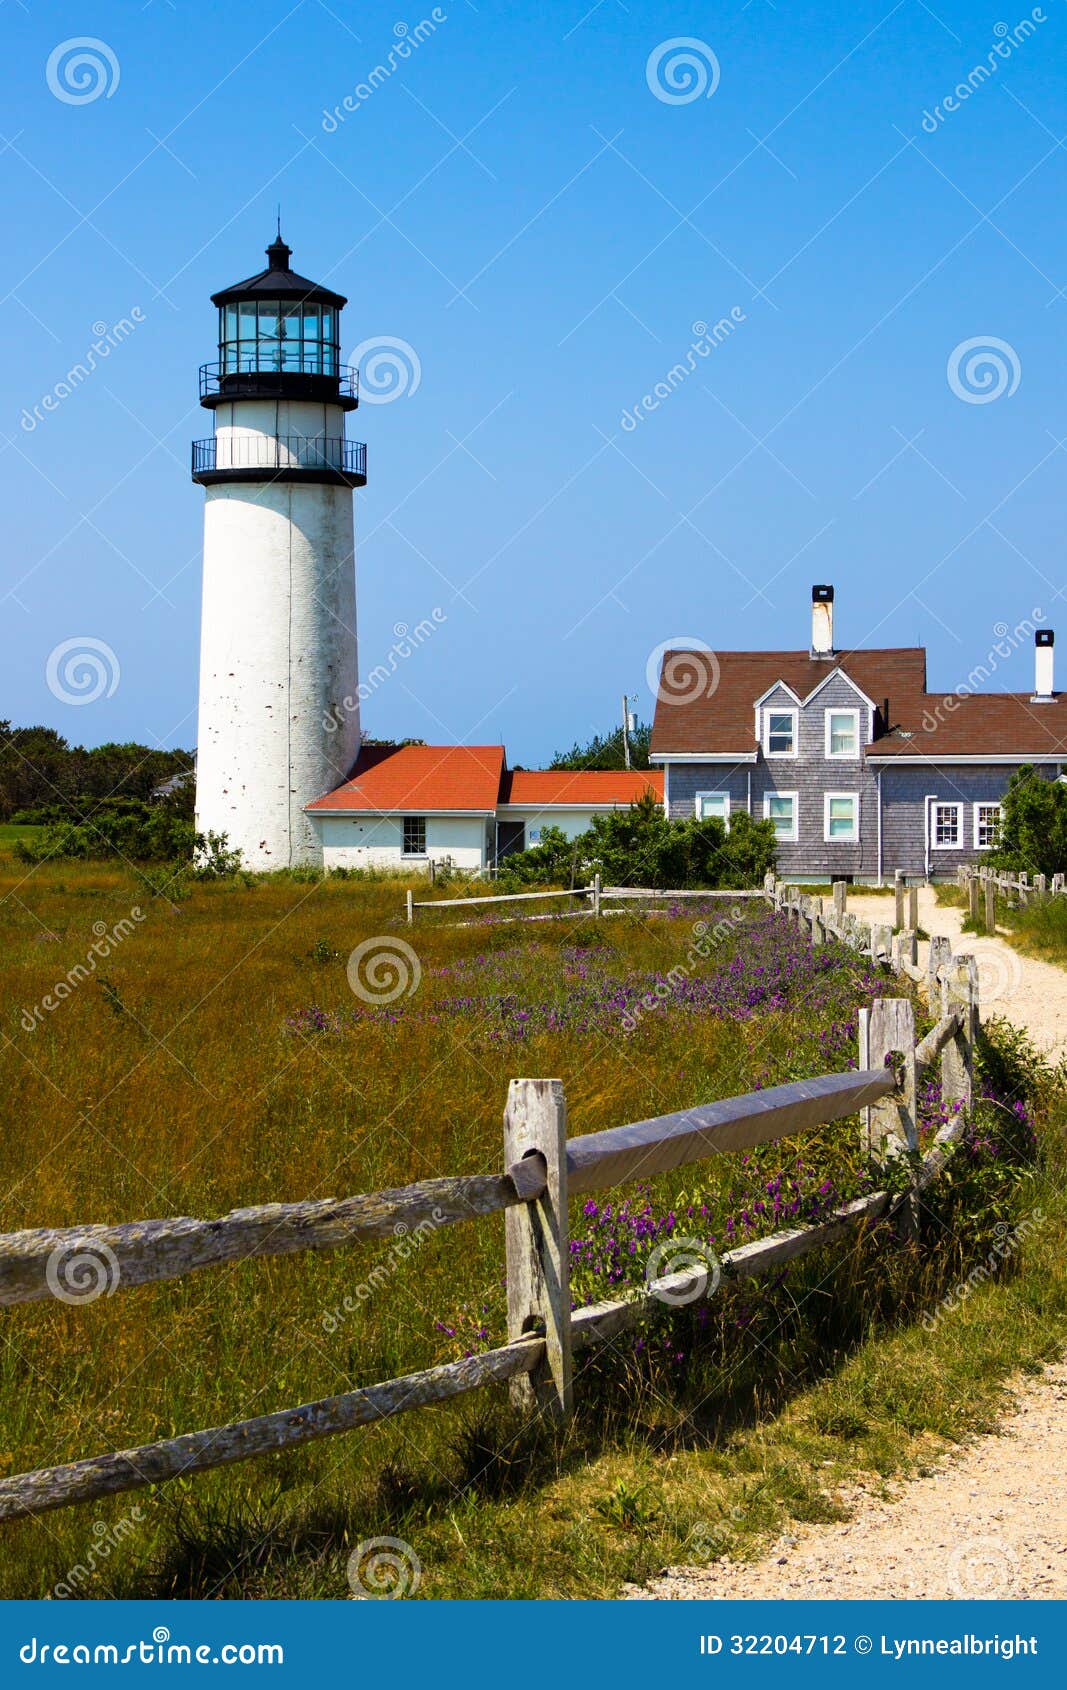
<box><xmin>407</xmin><ymin>876</ymin><xmax>766</xmax><ymax>923</ymax></box>
<box><xmin>0</xmin><ymin>885</ymin><xmax>979</xmax><ymax>1525</ymax></box>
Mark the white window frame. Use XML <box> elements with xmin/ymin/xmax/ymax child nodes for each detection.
<box><xmin>824</xmin><ymin>791</ymin><xmax>860</xmax><ymax>843</ymax></box>
<box><xmin>973</xmin><ymin>801</ymin><xmax>1002</xmax><ymax>851</ymax></box>
<box><xmin>764</xmin><ymin>790</ymin><xmax>798</xmax><ymax>843</ymax></box>
<box><xmin>931</xmin><ymin>802</ymin><xmax>962</xmax><ymax>850</ymax></box>
<box><xmin>695</xmin><ymin>790</ymin><xmax>730</xmax><ymax>828</ymax></box>
<box><xmin>763</xmin><ymin>706</ymin><xmax>798</xmax><ymax>759</ymax></box>
<box><xmin>824</xmin><ymin>707</ymin><xmax>860</xmax><ymax>761</ymax></box>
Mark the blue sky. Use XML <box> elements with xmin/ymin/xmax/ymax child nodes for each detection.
<box><xmin>2</xmin><ymin>0</ymin><xmax>1066</xmax><ymax>764</ymax></box>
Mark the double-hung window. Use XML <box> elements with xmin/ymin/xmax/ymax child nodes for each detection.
<box><xmin>824</xmin><ymin>792</ymin><xmax>859</xmax><ymax>842</ymax></box>
<box><xmin>695</xmin><ymin>791</ymin><xmax>730</xmax><ymax>827</ymax></box>
<box><xmin>932</xmin><ymin>803</ymin><xmax>961</xmax><ymax>849</ymax></box>
<box><xmin>764</xmin><ymin>792</ymin><xmax>798</xmax><ymax>842</ymax></box>
<box><xmin>974</xmin><ymin>802</ymin><xmax>1001</xmax><ymax>850</ymax></box>
<box><xmin>825</xmin><ymin>708</ymin><xmax>859</xmax><ymax>759</ymax></box>
<box><xmin>402</xmin><ymin>816</ymin><xmax>427</xmax><ymax>856</ymax></box>
<box><xmin>764</xmin><ymin>707</ymin><xmax>797</xmax><ymax>757</ymax></box>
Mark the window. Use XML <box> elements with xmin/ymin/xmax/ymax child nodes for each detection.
<box><xmin>825</xmin><ymin>708</ymin><xmax>859</xmax><ymax>760</ymax></box>
<box><xmin>764</xmin><ymin>792</ymin><xmax>797</xmax><ymax>842</ymax></box>
<box><xmin>764</xmin><ymin>708</ymin><xmax>797</xmax><ymax>757</ymax></box>
<box><xmin>695</xmin><ymin>791</ymin><xmax>730</xmax><ymax>827</ymax></box>
<box><xmin>974</xmin><ymin>802</ymin><xmax>1001</xmax><ymax>850</ymax></box>
<box><xmin>932</xmin><ymin>803</ymin><xmax>961</xmax><ymax>849</ymax></box>
<box><xmin>824</xmin><ymin>792</ymin><xmax>859</xmax><ymax>842</ymax></box>
<box><xmin>402</xmin><ymin>816</ymin><xmax>426</xmax><ymax>856</ymax></box>
<box><xmin>218</xmin><ymin>299</ymin><xmax>340</xmax><ymax>377</ymax></box>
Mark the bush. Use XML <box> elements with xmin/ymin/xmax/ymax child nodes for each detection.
<box><xmin>498</xmin><ymin>792</ymin><xmax>777</xmax><ymax>890</ymax></box>
<box><xmin>988</xmin><ymin>766</ymin><xmax>1067</xmax><ymax>877</ymax></box>
<box><xmin>12</xmin><ymin>799</ymin><xmax>241</xmax><ymax>874</ymax></box>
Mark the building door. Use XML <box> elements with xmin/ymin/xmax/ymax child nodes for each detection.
<box><xmin>495</xmin><ymin>820</ymin><xmax>526</xmax><ymax>862</ymax></box>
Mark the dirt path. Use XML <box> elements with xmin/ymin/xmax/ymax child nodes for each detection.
<box><xmin>624</xmin><ymin>1362</ymin><xmax>1067</xmax><ymax>1599</ymax></box>
<box><xmin>850</xmin><ymin>885</ymin><xmax>1067</xmax><ymax>1065</ymax></box>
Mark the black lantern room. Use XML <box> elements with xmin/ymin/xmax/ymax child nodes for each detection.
<box><xmin>198</xmin><ymin>234</ymin><xmax>359</xmax><ymax>411</ymax></box>
<box><xmin>192</xmin><ymin>234</ymin><xmax>366</xmax><ymax>488</ymax></box>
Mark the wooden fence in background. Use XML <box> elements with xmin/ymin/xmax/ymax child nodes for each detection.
<box><xmin>0</xmin><ymin>885</ymin><xmax>978</xmax><ymax>1524</ymax></box>
<box><xmin>958</xmin><ymin>863</ymin><xmax>1064</xmax><ymax>929</ymax></box>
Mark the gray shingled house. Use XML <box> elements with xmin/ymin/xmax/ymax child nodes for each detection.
<box><xmin>649</xmin><ymin>587</ymin><xmax>1067</xmax><ymax>882</ymax></box>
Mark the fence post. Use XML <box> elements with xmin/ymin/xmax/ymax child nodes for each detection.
<box><xmin>503</xmin><ymin>1079</ymin><xmax>573</xmax><ymax>1424</ymax></box>
<box><xmin>1053</xmin><ymin>873</ymin><xmax>1064</xmax><ymax>896</ymax></box>
<box><xmin>763</xmin><ymin>871</ymin><xmax>776</xmax><ymax>903</ymax></box>
<box><xmin>927</xmin><ymin>934</ymin><xmax>951</xmax><ymax>999</ymax></box>
<box><xmin>1035</xmin><ymin>872</ymin><xmax>1048</xmax><ymax>899</ymax></box>
<box><xmin>866</xmin><ymin>998</ymin><xmax>919</xmax><ymax>1238</ymax></box>
<box><xmin>865</xmin><ymin>998</ymin><xmax>917</xmax><ymax>1155</ymax></box>
<box><xmin>940</xmin><ymin>956</ymin><xmax>978</xmax><ymax>1113</ymax></box>
<box><xmin>967</xmin><ymin>874</ymin><xmax>980</xmax><ymax>923</ymax></box>
<box><xmin>896</xmin><ymin>928</ymin><xmax>917</xmax><ymax>969</ymax></box>
<box><xmin>907</xmin><ymin>884</ymin><xmax>918</xmax><ymax>931</ymax></box>
<box><xmin>872</xmin><ymin>923</ymin><xmax>892</xmax><ymax>962</ymax></box>
<box><xmin>811</xmin><ymin>897</ymin><xmax>826</xmax><ymax>946</ymax></box>
<box><xmin>406</xmin><ymin>889</ymin><xmax>414</xmax><ymax>925</ymax></box>
<box><xmin>592</xmin><ymin>872</ymin><xmax>601</xmax><ymax>919</ymax></box>
<box><xmin>894</xmin><ymin>869</ymin><xmax>905</xmax><ymax>931</ymax></box>
<box><xmin>833</xmin><ymin>879</ymin><xmax>847</xmax><ymax>919</ymax></box>
<box><xmin>984</xmin><ymin>876</ymin><xmax>996</xmax><ymax>932</ymax></box>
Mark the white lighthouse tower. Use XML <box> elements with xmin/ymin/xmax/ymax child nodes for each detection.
<box><xmin>192</xmin><ymin>233</ymin><xmax>366</xmax><ymax>868</ymax></box>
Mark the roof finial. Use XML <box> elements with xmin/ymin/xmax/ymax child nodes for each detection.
<box><xmin>266</xmin><ymin>216</ymin><xmax>292</xmax><ymax>270</ymax></box>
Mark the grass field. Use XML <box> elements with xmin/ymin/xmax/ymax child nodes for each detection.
<box><xmin>0</xmin><ymin>848</ymin><xmax>1063</xmax><ymax>1600</ymax></box>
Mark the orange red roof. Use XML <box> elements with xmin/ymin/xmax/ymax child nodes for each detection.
<box><xmin>306</xmin><ymin>746</ymin><xmax>664</xmax><ymax>813</ymax></box>
<box><xmin>306</xmin><ymin>744</ymin><xmax>505</xmax><ymax>813</ymax></box>
<box><xmin>500</xmin><ymin>769</ymin><xmax>663</xmax><ymax>806</ymax></box>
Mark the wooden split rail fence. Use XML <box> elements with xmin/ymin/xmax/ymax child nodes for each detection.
<box><xmin>405</xmin><ymin>876</ymin><xmax>765</xmax><ymax>923</ymax></box>
<box><xmin>959</xmin><ymin>864</ymin><xmax>1064</xmax><ymax>930</ymax></box>
<box><xmin>0</xmin><ymin>885</ymin><xmax>979</xmax><ymax>1524</ymax></box>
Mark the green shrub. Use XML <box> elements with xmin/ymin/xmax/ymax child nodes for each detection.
<box><xmin>499</xmin><ymin>792</ymin><xmax>777</xmax><ymax>890</ymax></box>
<box><xmin>989</xmin><ymin>766</ymin><xmax>1067</xmax><ymax>877</ymax></box>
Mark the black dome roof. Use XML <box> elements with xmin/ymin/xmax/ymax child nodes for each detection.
<box><xmin>211</xmin><ymin>236</ymin><xmax>347</xmax><ymax>310</ymax></box>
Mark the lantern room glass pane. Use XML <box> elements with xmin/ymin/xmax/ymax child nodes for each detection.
<box><xmin>217</xmin><ymin>296</ymin><xmax>342</xmax><ymax>378</ymax></box>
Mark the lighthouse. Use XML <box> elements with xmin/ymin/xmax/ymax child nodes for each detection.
<box><xmin>192</xmin><ymin>234</ymin><xmax>366</xmax><ymax>869</ymax></box>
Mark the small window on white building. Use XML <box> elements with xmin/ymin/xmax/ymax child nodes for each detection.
<box><xmin>764</xmin><ymin>792</ymin><xmax>797</xmax><ymax>842</ymax></box>
<box><xmin>528</xmin><ymin>827</ymin><xmax>542</xmax><ymax>845</ymax></box>
<box><xmin>825</xmin><ymin>708</ymin><xmax>859</xmax><ymax>759</ymax></box>
<box><xmin>974</xmin><ymin>802</ymin><xmax>1001</xmax><ymax>850</ymax></box>
<box><xmin>764</xmin><ymin>708</ymin><xmax>797</xmax><ymax>757</ymax></box>
<box><xmin>824</xmin><ymin>792</ymin><xmax>859</xmax><ymax>842</ymax></box>
<box><xmin>695</xmin><ymin>791</ymin><xmax>730</xmax><ymax>827</ymax></box>
<box><xmin>402</xmin><ymin>816</ymin><xmax>426</xmax><ymax>856</ymax></box>
<box><xmin>932</xmin><ymin>803</ymin><xmax>961</xmax><ymax>849</ymax></box>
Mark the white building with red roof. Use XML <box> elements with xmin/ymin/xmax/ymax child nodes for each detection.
<box><xmin>305</xmin><ymin>745</ymin><xmax>662</xmax><ymax>872</ymax></box>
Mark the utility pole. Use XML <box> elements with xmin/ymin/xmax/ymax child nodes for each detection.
<box><xmin>621</xmin><ymin>693</ymin><xmax>630</xmax><ymax>768</ymax></box>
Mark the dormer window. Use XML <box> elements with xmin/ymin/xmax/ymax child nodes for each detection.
<box><xmin>825</xmin><ymin>708</ymin><xmax>859</xmax><ymax>759</ymax></box>
<box><xmin>764</xmin><ymin>707</ymin><xmax>797</xmax><ymax>758</ymax></box>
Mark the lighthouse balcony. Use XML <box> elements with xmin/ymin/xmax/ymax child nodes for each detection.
<box><xmin>199</xmin><ymin>361</ymin><xmax>360</xmax><ymax>412</ymax></box>
<box><xmin>191</xmin><ymin>434</ymin><xmax>367</xmax><ymax>487</ymax></box>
